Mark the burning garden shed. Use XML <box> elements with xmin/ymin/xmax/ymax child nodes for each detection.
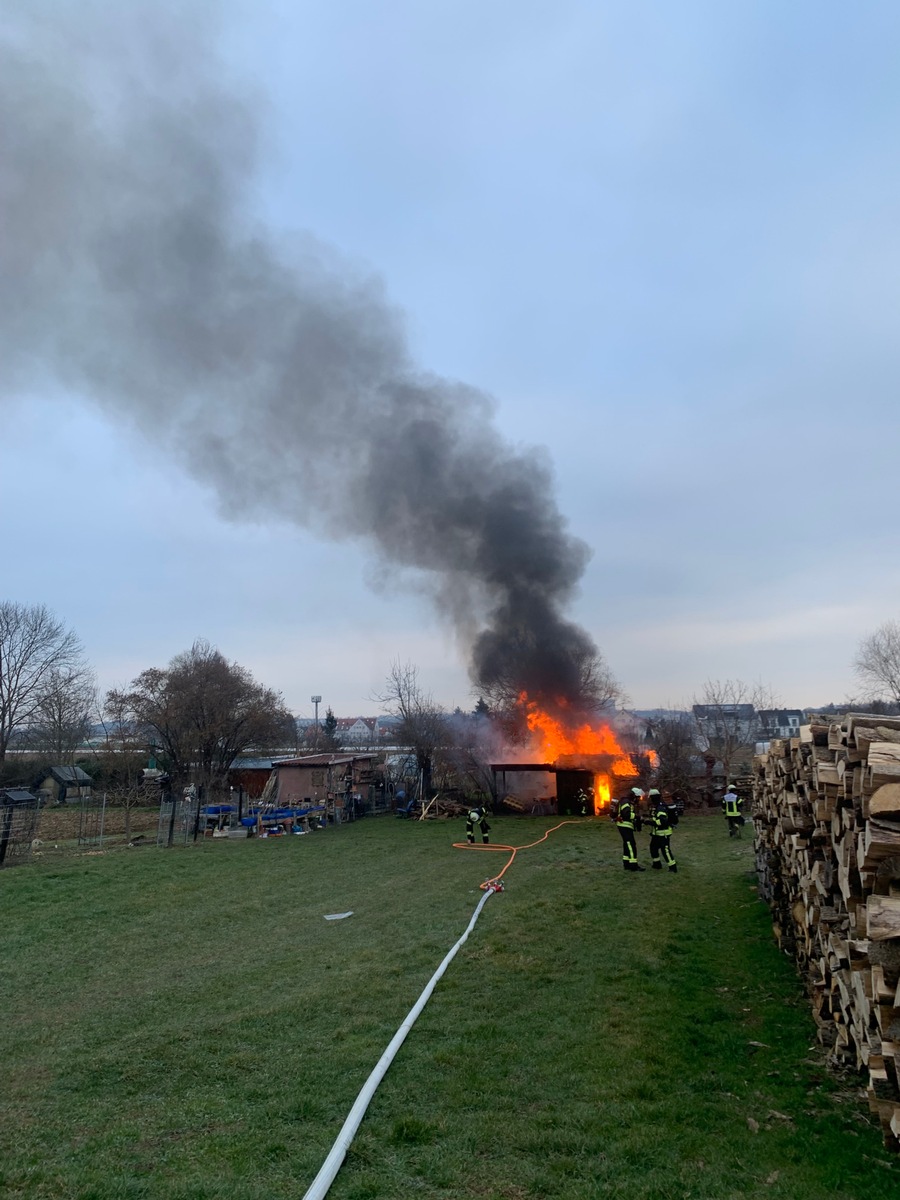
<box><xmin>492</xmin><ymin>755</ymin><xmax>642</xmax><ymax>816</ymax></box>
<box><xmin>491</xmin><ymin>696</ymin><xmax>647</xmax><ymax>815</ymax></box>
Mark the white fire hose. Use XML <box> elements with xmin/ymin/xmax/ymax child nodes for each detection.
<box><xmin>301</xmin><ymin>884</ymin><xmax>499</xmax><ymax>1200</ymax></box>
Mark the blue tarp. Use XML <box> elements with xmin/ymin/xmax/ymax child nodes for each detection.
<box><xmin>239</xmin><ymin>806</ymin><xmax>325</xmax><ymax>828</ymax></box>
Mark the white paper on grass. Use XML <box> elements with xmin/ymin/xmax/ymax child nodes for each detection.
<box><xmin>324</xmin><ymin>912</ymin><xmax>353</xmax><ymax>920</ymax></box>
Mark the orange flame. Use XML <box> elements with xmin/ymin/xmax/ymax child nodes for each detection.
<box><xmin>594</xmin><ymin>774</ymin><xmax>611</xmax><ymax>811</ymax></box>
<box><xmin>518</xmin><ymin>693</ymin><xmax>640</xmax><ymax>815</ymax></box>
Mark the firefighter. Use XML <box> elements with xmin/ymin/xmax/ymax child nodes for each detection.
<box><xmin>722</xmin><ymin>785</ymin><xmax>744</xmax><ymax>838</ymax></box>
<box><xmin>616</xmin><ymin>787</ymin><xmax>645</xmax><ymax>871</ymax></box>
<box><xmin>574</xmin><ymin>786</ymin><xmax>590</xmax><ymax>816</ymax></box>
<box><xmin>648</xmin><ymin>791</ymin><xmax>678</xmax><ymax>872</ymax></box>
<box><xmin>647</xmin><ymin>788</ymin><xmax>678</xmax><ymax>825</ymax></box>
<box><xmin>466</xmin><ymin>804</ymin><xmax>491</xmax><ymax>844</ymax></box>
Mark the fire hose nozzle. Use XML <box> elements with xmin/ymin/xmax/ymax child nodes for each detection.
<box><xmin>481</xmin><ymin>878</ymin><xmax>504</xmax><ymax>892</ymax></box>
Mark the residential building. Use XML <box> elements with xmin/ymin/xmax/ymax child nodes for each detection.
<box><xmin>692</xmin><ymin>703</ymin><xmax>758</xmax><ymax>743</ymax></box>
<box><xmin>757</xmin><ymin>709</ymin><xmax>804</xmax><ymax>740</ymax></box>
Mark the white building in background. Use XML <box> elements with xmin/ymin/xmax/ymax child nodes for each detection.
<box><xmin>293</xmin><ymin>714</ymin><xmax>403</xmax><ymax>746</ymax></box>
<box><xmin>757</xmin><ymin>709</ymin><xmax>804</xmax><ymax>739</ymax></box>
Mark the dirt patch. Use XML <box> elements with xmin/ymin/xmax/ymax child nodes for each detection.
<box><xmin>35</xmin><ymin>804</ymin><xmax>159</xmax><ymax>842</ymax></box>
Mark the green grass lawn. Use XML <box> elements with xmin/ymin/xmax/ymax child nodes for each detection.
<box><xmin>1</xmin><ymin>813</ymin><xmax>898</xmax><ymax>1200</ymax></box>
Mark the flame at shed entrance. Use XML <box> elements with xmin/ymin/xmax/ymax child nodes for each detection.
<box><xmin>518</xmin><ymin>693</ymin><xmax>639</xmax><ymax>814</ymax></box>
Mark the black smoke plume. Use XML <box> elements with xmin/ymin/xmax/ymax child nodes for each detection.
<box><xmin>0</xmin><ymin>3</ymin><xmax>612</xmax><ymax>714</ymax></box>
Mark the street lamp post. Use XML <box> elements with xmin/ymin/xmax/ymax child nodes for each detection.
<box><xmin>311</xmin><ymin>695</ymin><xmax>322</xmax><ymax>751</ymax></box>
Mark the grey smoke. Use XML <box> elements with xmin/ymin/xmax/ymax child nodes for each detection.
<box><xmin>1</xmin><ymin>2</ymin><xmax>601</xmax><ymax>710</ymax></box>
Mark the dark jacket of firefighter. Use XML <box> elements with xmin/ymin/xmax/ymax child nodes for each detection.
<box><xmin>466</xmin><ymin>805</ymin><xmax>490</xmax><ymax>844</ymax></box>
<box><xmin>615</xmin><ymin>797</ymin><xmax>642</xmax><ymax>870</ymax></box>
<box><xmin>615</xmin><ymin>798</ymin><xmax>639</xmax><ymax>830</ymax></box>
<box><xmin>649</xmin><ymin>803</ymin><xmax>677</xmax><ymax>871</ymax></box>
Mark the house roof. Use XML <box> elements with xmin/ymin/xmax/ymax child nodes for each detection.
<box><xmin>41</xmin><ymin>765</ymin><xmax>93</xmax><ymax>785</ymax></box>
<box><xmin>273</xmin><ymin>753</ymin><xmax>379</xmax><ymax>768</ymax></box>
<box><xmin>491</xmin><ymin>762</ymin><xmax>556</xmax><ymax>772</ymax></box>
<box><xmin>692</xmin><ymin>703</ymin><xmax>756</xmax><ymax>718</ymax></box>
<box><xmin>1</xmin><ymin>788</ymin><xmax>39</xmax><ymax>805</ymax></box>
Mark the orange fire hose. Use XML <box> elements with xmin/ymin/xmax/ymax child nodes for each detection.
<box><xmin>453</xmin><ymin>819</ymin><xmax>589</xmax><ymax>890</ymax></box>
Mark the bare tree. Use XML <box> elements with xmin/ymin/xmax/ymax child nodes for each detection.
<box><xmin>92</xmin><ymin>688</ymin><xmax>153</xmax><ymax>791</ymax></box>
<box><xmin>106</xmin><ymin>640</ymin><xmax>295</xmax><ymax>791</ymax></box>
<box><xmin>373</xmin><ymin>660</ymin><xmax>448</xmax><ymax>799</ymax></box>
<box><xmin>645</xmin><ymin>712</ymin><xmax>697</xmax><ymax>805</ymax></box>
<box><xmin>26</xmin><ymin>666</ymin><xmax>97</xmax><ymax>760</ymax></box>
<box><xmin>101</xmin><ymin>780</ymin><xmax>160</xmax><ymax>844</ymax></box>
<box><xmin>0</xmin><ymin>602</ymin><xmax>90</xmax><ymax>765</ymax></box>
<box><xmin>692</xmin><ymin>679</ymin><xmax>775</xmax><ymax>789</ymax></box>
<box><xmin>854</xmin><ymin>620</ymin><xmax>900</xmax><ymax>705</ymax></box>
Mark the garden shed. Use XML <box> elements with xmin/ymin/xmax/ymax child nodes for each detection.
<box><xmin>0</xmin><ymin>788</ymin><xmax>41</xmax><ymax>867</ymax></box>
<box><xmin>35</xmin><ymin>765</ymin><xmax>93</xmax><ymax>806</ymax></box>
<box><xmin>271</xmin><ymin>753</ymin><xmax>384</xmax><ymax>819</ymax></box>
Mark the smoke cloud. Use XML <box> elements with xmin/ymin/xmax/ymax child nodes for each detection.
<box><xmin>1</xmin><ymin>2</ymin><xmax>605</xmax><ymax>711</ymax></box>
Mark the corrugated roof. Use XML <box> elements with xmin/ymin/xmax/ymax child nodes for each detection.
<box><xmin>45</xmin><ymin>766</ymin><xmax>93</xmax><ymax>785</ymax></box>
<box><xmin>273</xmin><ymin>753</ymin><xmax>379</xmax><ymax>768</ymax></box>
<box><xmin>1</xmin><ymin>788</ymin><xmax>39</xmax><ymax>805</ymax></box>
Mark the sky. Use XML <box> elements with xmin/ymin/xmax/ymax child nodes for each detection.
<box><xmin>3</xmin><ymin>0</ymin><xmax>900</xmax><ymax>721</ymax></box>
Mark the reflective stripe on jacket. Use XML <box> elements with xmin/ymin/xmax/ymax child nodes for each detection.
<box><xmin>651</xmin><ymin>809</ymin><xmax>672</xmax><ymax>836</ymax></box>
<box><xmin>616</xmin><ymin>800</ymin><xmax>635</xmax><ymax>830</ymax></box>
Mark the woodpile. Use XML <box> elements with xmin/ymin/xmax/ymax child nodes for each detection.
<box><xmin>753</xmin><ymin>713</ymin><xmax>900</xmax><ymax>1150</ymax></box>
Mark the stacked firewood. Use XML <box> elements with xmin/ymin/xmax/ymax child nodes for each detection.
<box><xmin>753</xmin><ymin>713</ymin><xmax>900</xmax><ymax>1149</ymax></box>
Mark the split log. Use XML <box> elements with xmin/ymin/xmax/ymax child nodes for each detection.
<box><xmin>870</xmin><ymin>785</ymin><xmax>900</xmax><ymax>822</ymax></box>
<box><xmin>860</xmin><ymin>821</ymin><xmax>900</xmax><ymax>872</ymax></box>
<box><xmin>867</xmin><ymin>744</ymin><xmax>900</xmax><ymax>790</ymax></box>
<box><xmin>866</xmin><ymin>896</ymin><xmax>900</xmax><ymax>942</ymax></box>
<box><xmin>847</xmin><ymin>713</ymin><xmax>900</xmax><ymax>737</ymax></box>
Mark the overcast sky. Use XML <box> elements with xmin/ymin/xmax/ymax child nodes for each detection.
<box><xmin>3</xmin><ymin>0</ymin><xmax>900</xmax><ymax>720</ymax></box>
